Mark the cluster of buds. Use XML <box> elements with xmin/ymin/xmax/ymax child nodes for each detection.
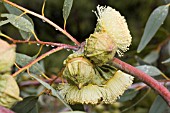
<box><xmin>59</xmin><ymin>5</ymin><xmax>134</xmax><ymax>105</ymax></box>
<box><xmin>0</xmin><ymin>39</ymin><xmax>22</xmax><ymax>108</ymax></box>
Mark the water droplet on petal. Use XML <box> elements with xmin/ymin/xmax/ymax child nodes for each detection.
<box><xmin>46</xmin><ymin>44</ymin><xmax>49</xmax><ymax>47</ymax></box>
<box><xmin>37</xmin><ymin>43</ymin><xmax>40</xmax><ymax>46</ymax></box>
<box><xmin>51</xmin><ymin>45</ymin><xmax>54</xmax><ymax>47</ymax></box>
<box><xmin>55</xmin><ymin>28</ymin><xmax>58</xmax><ymax>30</ymax></box>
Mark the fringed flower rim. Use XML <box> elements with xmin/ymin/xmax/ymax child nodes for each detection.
<box><xmin>93</xmin><ymin>5</ymin><xmax>132</xmax><ymax>57</ymax></box>
<box><xmin>58</xmin><ymin>70</ymin><xmax>134</xmax><ymax>104</ymax></box>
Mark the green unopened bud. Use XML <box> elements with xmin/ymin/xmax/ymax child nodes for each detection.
<box><xmin>0</xmin><ymin>74</ymin><xmax>22</xmax><ymax>108</ymax></box>
<box><xmin>0</xmin><ymin>39</ymin><xmax>16</xmax><ymax>72</ymax></box>
<box><xmin>85</xmin><ymin>32</ymin><xmax>117</xmax><ymax>66</ymax></box>
<box><xmin>63</xmin><ymin>56</ymin><xmax>95</xmax><ymax>88</ymax></box>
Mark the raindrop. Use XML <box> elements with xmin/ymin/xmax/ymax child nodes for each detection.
<box><xmin>55</xmin><ymin>28</ymin><xmax>58</xmax><ymax>30</ymax></box>
<box><xmin>46</xmin><ymin>44</ymin><xmax>49</xmax><ymax>47</ymax></box>
<box><xmin>42</xmin><ymin>19</ymin><xmax>45</xmax><ymax>22</ymax></box>
<box><xmin>51</xmin><ymin>45</ymin><xmax>54</xmax><ymax>47</ymax></box>
<box><xmin>37</xmin><ymin>43</ymin><xmax>40</xmax><ymax>46</ymax></box>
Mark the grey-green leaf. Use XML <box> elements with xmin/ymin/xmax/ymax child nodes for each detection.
<box><xmin>4</xmin><ymin>3</ymin><xmax>33</xmax><ymax>22</ymax></box>
<box><xmin>136</xmin><ymin>65</ymin><xmax>162</xmax><ymax>76</ymax></box>
<box><xmin>12</xmin><ymin>96</ymin><xmax>38</xmax><ymax>113</ymax></box>
<box><xmin>143</xmin><ymin>50</ymin><xmax>159</xmax><ymax>64</ymax></box>
<box><xmin>164</xmin><ymin>0</ymin><xmax>170</xmax><ymax>3</ymax></box>
<box><xmin>19</xmin><ymin>30</ymin><xmax>32</xmax><ymax>40</ymax></box>
<box><xmin>1</xmin><ymin>13</ymin><xmax>34</xmax><ymax>32</ymax></box>
<box><xmin>149</xmin><ymin>95</ymin><xmax>169</xmax><ymax>113</ymax></box>
<box><xmin>4</xmin><ymin>3</ymin><xmax>34</xmax><ymax>40</ymax></box>
<box><xmin>118</xmin><ymin>89</ymin><xmax>138</xmax><ymax>102</ymax></box>
<box><xmin>31</xmin><ymin>76</ymin><xmax>72</xmax><ymax>111</ymax></box>
<box><xmin>162</xmin><ymin>57</ymin><xmax>170</xmax><ymax>64</ymax></box>
<box><xmin>16</xmin><ymin>53</ymin><xmax>45</xmax><ymax>75</ymax></box>
<box><xmin>0</xmin><ymin>20</ymin><xmax>10</xmax><ymax>26</ymax></box>
<box><xmin>137</xmin><ymin>5</ymin><xmax>169</xmax><ymax>53</ymax></box>
<box><xmin>63</xmin><ymin>0</ymin><xmax>73</xmax><ymax>21</ymax></box>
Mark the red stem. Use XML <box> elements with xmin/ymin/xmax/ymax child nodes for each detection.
<box><xmin>112</xmin><ymin>57</ymin><xmax>170</xmax><ymax>106</ymax></box>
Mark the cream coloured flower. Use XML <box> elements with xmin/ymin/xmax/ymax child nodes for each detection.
<box><xmin>94</xmin><ymin>5</ymin><xmax>132</xmax><ymax>56</ymax></box>
<box><xmin>58</xmin><ymin>83</ymin><xmax>105</xmax><ymax>104</ymax></box>
<box><xmin>58</xmin><ymin>70</ymin><xmax>134</xmax><ymax>104</ymax></box>
<box><xmin>103</xmin><ymin>70</ymin><xmax>134</xmax><ymax>104</ymax></box>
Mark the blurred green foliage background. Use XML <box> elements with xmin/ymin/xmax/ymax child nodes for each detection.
<box><xmin>0</xmin><ymin>0</ymin><xmax>170</xmax><ymax>113</ymax></box>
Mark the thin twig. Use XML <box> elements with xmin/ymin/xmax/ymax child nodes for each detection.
<box><xmin>19</xmin><ymin>78</ymin><xmax>67</xmax><ymax>87</ymax></box>
<box><xmin>3</xmin><ymin>0</ymin><xmax>81</xmax><ymax>46</ymax></box>
<box><xmin>112</xmin><ymin>57</ymin><xmax>170</xmax><ymax>106</ymax></box>
<box><xmin>0</xmin><ymin>32</ymin><xmax>79</xmax><ymax>50</ymax></box>
<box><xmin>12</xmin><ymin>46</ymin><xmax>64</xmax><ymax>77</ymax></box>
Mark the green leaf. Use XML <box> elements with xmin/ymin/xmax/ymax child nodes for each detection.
<box><xmin>12</xmin><ymin>96</ymin><xmax>38</xmax><ymax>113</ymax></box>
<box><xmin>135</xmin><ymin>56</ymin><xmax>150</xmax><ymax>65</ymax></box>
<box><xmin>61</xmin><ymin>111</ymin><xmax>86</xmax><ymax>113</ymax></box>
<box><xmin>4</xmin><ymin>3</ymin><xmax>33</xmax><ymax>40</ymax></box>
<box><xmin>16</xmin><ymin>53</ymin><xmax>45</xmax><ymax>75</ymax></box>
<box><xmin>143</xmin><ymin>50</ymin><xmax>159</xmax><ymax>64</ymax></box>
<box><xmin>4</xmin><ymin>3</ymin><xmax>33</xmax><ymax>22</ymax></box>
<box><xmin>0</xmin><ymin>20</ymin><xmax>10</xmax><ymax>26</ymax></box>
<box><xmin>19</xmin><ymin>30</ymin><xmax>32</xmax><ymax>40</ymax></box>
<box><xmin>118</xmin><ymin>89</ymin><xmax>138</xmax><ymax>102</ymax></box>
<box><xmin>136</xmin><ymin>65</ymin><xmax>162</xmax><ymax>76</ymax></box>
<box><xmin>149</xmin><ymin>95</ymin><xmax>169</xmax><ymax>113</ymax></box>
<box><xmin>63</xmin><ymin>0</ymin><xmax>73</xmax><ymax>21</ymax></box>
<box><xmin>137</xmin><ymin>5</ymin><xmax>169</xmax><ymax>53</ymax></box>
<box><xmin>162</xmin><ymin>57</ymin><xmax>170</xmax><ymax>64</ymax></box>
<box><xmin>1</xmin><ymin>14</ymin><xmax>34</xmax><ymax>32</ymax></box>
<box><xmin>31</xmin><ymin>76</ymin><xmax>72</xmax><ymax>111</ymax></box>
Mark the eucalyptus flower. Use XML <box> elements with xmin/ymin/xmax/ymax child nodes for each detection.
<box><xmin>94</xmin><ymin>5</ymin><xmax>132</xmax><ymax>56</ymax></box>
<box><xmin>103</xmin><ymin>70</ymin><xmax>134</xmax><ymax>103</ymax></box>
<box><xmin>59</xmin><ymin>70</ymin><xmax>134</xmax><ymax>104</ymax></box>
<box><xmin>58</xmin><ymin>83</ymin><xmax>105</xmax><ymax>104</ymax></box>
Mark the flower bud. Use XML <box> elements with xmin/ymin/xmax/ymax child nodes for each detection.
<box><xmin>0</xmin><ymin>74</ymin><xmax>22</xmax><ymax>108</ymax></box>
<box><xmin>0</xmin><ymin>39</ymin><xmax>16</xmax><ymax>72</ymax></box>
<box><xmin>63</xmin><ymin>56</ymin><xmax>95</xmax><ymax>88</ymax></box>
<box><xmin>85</xmin><ymin>32</ymin><xmax>117</xmax><ymax>66</ymax></box>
